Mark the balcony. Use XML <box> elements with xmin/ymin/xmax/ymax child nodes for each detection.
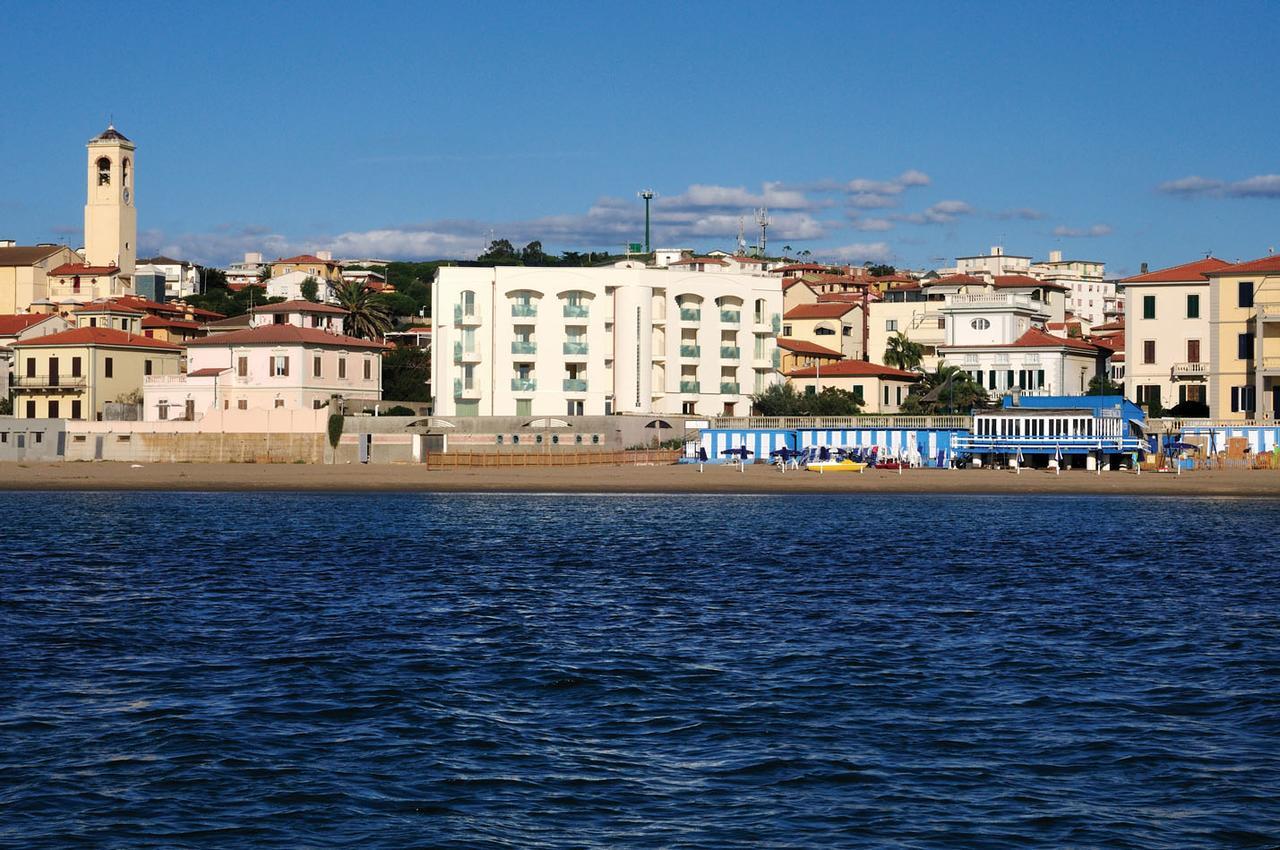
<box><xmin>1171</xmin><ymin>362</ymin><xmax>1209</xmax><ymax>378</ymax></box>
<box><xmin>720</xmin><ymin>310</ymin><xmax>740</xmax><ymax>325</ymax></box>
<box><xmin>511</xmin><ymin>340</ymin><xmax>537</xmax><ymax>356</ymax></box>
<box><xmin>563</xmin><ymin>304</ymin><xmax>589</xmax><ymax>319</ymax></box>
<box><xmin>1257</xmin><ymin>302</ymin><xmax>1280</xmax><ymax>321</ymax></box>
<box><xmin>679</xmin><ymin>308</ymin><xmax>701</xmax><ymax>322</ymax></box>
<box><xmin>453</xmin><ymin>378</ymin><xmax>479</xmax><ymax>398</ymax></box>
<box><xmin>680</xmin><ymin>344</ymin><xmax>701</xmax><ymax>358</ymax></box>
<box><xmin>720</xmin><ymin>381</ymin><xmax>741</xmax><ymax>394</ymax></box>
<box><xmin>720</xmin><ymin>346</ymin><xmax>740</xmax><ymax>360</ymax></box>
<box><xmin>771</xmin><ymin>313</ymin><xmax>782</xmax><ymax>334</ymax></box>
<box><xmin>563</xmin><ymin>341</ymin><xmax>589</xmax><ymax>356</ymax></box>
<box><xmin>511</xmin><ymin>303</ymin><xmax>537</xmax><ymax>318</ymax></box>
<box><xmin>14</xmin><ymin>375</ymin><xmax>87</xmax><ymax>389</ymax></box>
<box><xmin>949</xmin><ymin>293</ymin><xmax>1047</xmax><ymax>313</ymax></box>
<box><xmin>772</xmin><ymin>349</ymin><xmax>781</xmax><ymax>369</ymax></box>
<box><xmin>511</xmin><ymin>378</ymin><xmax>537</xmax><ymax>392</ymax></box>
<box><xmin>453</xmin><ymin>341</ymin><xmax>481</xmax><ymax>363</ymax></box>
<box><xmin>679</xmin><ymin>380</ymin><xmax>701</xmax><ymax>393</ymax></box>
<box><xmin>563</xmin><ymin>378</ymin><xmax>588</xmax><ymax>392</ymax></box>
<box><xmin>1260</xmin><ymin>356</ymin><xmax>1280</xmax><ymax>372</ymax></box>
<box><xmin>454</xmin><ymin>305</ymin><xmax>480</xmax><ymax>325</ymax></box>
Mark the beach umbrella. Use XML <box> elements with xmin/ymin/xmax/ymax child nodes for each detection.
<box><xmin>1054</xmin><ymin>443</ymin><xmax>1062</xmax><ymax>476</ymax></box>
<box><xmin>1015</xmin><ymin>446</ymin><xmax>1024</xmax><ymax>474</ymax></box>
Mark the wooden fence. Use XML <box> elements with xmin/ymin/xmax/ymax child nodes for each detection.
<box><xmin>426</xmin><ymin>449</ymin><xmax>682</xmax><ymax>469</ymax></box>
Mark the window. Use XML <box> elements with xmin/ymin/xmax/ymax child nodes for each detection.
<box><xmin>25</xmin><ymin>358</ymin><xmax>35</xmax><ymax>378</ymax></box>
<box><xmin>782</xmin><ymin>324</ymin><xmax>792</xmax><ymax>336</ymax></box>
<box><xmin>1239</xmin><ymin>281</ymin><xmax>1254</xmax><ymax>309</ymax></box>
<box><xmin>1186</xmin><ymin>293</ymin><xmax>1200</xmax><ymax>319</ymax></box>
<box><xmin>96</xmin><ymin>156</ymin><xmax>111</xmax><ymax>185</ymax></box>
<box><xmin>48</xmin><ymin>400</ymin><xmax>59</xmax><ymax>418</ymax></box>
<box><xmin>71</xmin><ymin>357</ymin><xmax>82</xmax><ymax>378</ymax></box>
<box><xmin>1142</xmin><ymin>295</ymin><xmax>1156</xmax><ymax>319</ymax></box>
<box><xmin>25</xmin><ymin>401</ymin><xmax>35</xmax><ymax>418</ymax></box>
<box><xmin>1231</xmin><ymin>386</ymin><xmax>1256</xmax><ymax>413</ymax></box>
<box><xmin>338</xmin><ymin>358</ymin><xmax>347</xmax><ymax>379</ymax></box>
<box><xmin>313</xmin><ymin>356</ymin><xmax>322</xmax><ymax>377</ymax></box>
<box><xmin>883</xmin><ymin>385</ymin><xmax>890</xmax><ymax>406</ymax></box>
<box><xmin>886</xmin><ymin>319</ymin><xmax>898</xmax><ymax>332</ymax></box>
<box><xmin>274</xmin><ymin>399</ymin><xmax>285</xmax><ymax>408</ymax></box>
<box><xmin>144</xmin><ymin>359</ymin><xmax>152</xmax><ymax>376</ymax></box>
<box><xmin>1187</xmin><ymin>339</ymin><xmax>1200</xmax><ymax>363</ymax></box>
<box><xmin>970</xmin><ymin>318</ymin><xmax>990</xmax><ymax>330</ymax></box>
<box><xmin>237</xmin><ymin>356</ymin><xmax>248</xmax><ymax>377</ymax></box>
<box><xmin>237</xmin><ymin>399</ymin><xmax>248</xmax><ymax>410</ymax></box>
<box><xmin>815</xmin><ymin>326</ymin><xmax>836</xmax><ymax>335</ymax></box>
<box><xmin>104</xmin><ymin>357</ymin><xmax>113</xmax><ymax>378</ymax></box>
<box><xmin>363</xmin><ymin>359</ymin><xmax>372</xmax><ymax>380</ymax></box>
<box><xmin>71</xmin><ymin>400</ymin><xmax>81</xmax><ymax>420</ymax></box>
<box><xmin>852</xmin><ymin>385</ymin><xmax>864</xmax><ymax>403</ymax></box>
<box><xmin>272</xmin><ymin>355</ymin><xmax>289</xmax><ymax>377</ymax></box>
<box><xmin>1143</xmin><ymin>340</ymin><xmax>1156</xmax><ymax>364</ymax></box>
<box><xmin>1238</xmin><ymin>333</ymin><xmax>1255</xmax><ymax>361</ymax></box>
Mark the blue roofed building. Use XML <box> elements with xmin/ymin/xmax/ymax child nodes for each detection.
<box><xmin>954</xmin><ymin>393</ymin><xmax>1147</xmax><ymax>468</ymax></box>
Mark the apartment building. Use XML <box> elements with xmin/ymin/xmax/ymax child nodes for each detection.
<box><xmin>1031</xmin><ymin>250</ymin><xmax>1112</xmax><ymax>325</ymax></box>
<box><xmin>1206</xmin><ymin>254</ymin><xmax>1280</xmax><ymax>420</ymax></box>
<box><xmin>1120</xmin><ymin>257</ymin><xmax>1226</xmax><ymax>413</ymax></box>
<box><xmin>431</xmin><ymin>263</ymin><xmax>783</xmax><ymax>418</ymax></box>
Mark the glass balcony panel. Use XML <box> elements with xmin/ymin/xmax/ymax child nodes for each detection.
<box><xmin>511</xmin><ymin>340</ymin><xmax>537</xmax><ymax>355</ymax></box>
<box><xmin>680</xmin><ymin>344</ymin><xmax>701</xmax><ymax>358</ymax></box>
<box><xmin>511</xmin><ymin>303</ymin><xmax>537</xmax><ymax>318</ymax></box>
<box><xmin>720</xmin><ymin>310</ymin><xmax>740</xmax><ymax>324</ymax></box>
<box><xmin>720</xmin><ymin>382</ymin><xmax>741</xmax><ymax>394</ymax></box>
<box><xmin>720</xmin><ymin>346</ymin><xmax>740</xmax><ymax>359</ymax></box>
<box><xmin>563</xmin><ymin>341</ymin><xmax>589</xmax><ymax>355</ymax></box>
<box><xmin>511</xmin><ymin>378</ymin><xmax>537</xmax><ymax>392</ymax></box>
<box><xmin>680</xmin><ymin>308</ymin><xmax>701</xmax><ymax>322</ymax></box>
<box><xmin>679</xmin><ymin>380</ymin><xmax>700</xmax><ymax>393</ymax></box>
<box><xmin>563</xmin><ymin>304</ymin><xmax>589</xmax><ymax>318</ymax></box>
<box><xmin>563</xmin><ymin>378</ymin><xmax>588</xmax><ymax>392</ymax></box>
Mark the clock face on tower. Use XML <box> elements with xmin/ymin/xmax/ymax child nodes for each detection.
<box><xmin>123</xmin><ymin>187</ymin><xmax>131</xmax><ymax>205</ymax></box>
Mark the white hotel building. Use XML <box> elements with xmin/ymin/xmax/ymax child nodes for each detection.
<box><xmin>431</xmin><ymin>262</ymin><xmax>784</xmax><ymax>417</ymax></box>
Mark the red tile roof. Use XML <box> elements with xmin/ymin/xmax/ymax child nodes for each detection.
<box><xmin>874</xmin><ymin>274</ymin><xmax>917</xmax><ymax>284</ymax></box>
<box><xmin>0</xmin><ymin>314</ymin><xmax>58</xmax><ymax>335</ymax></box>
<box><xmin>73</xmin><ymin>301</ymin><xmax>145</xmax><ymax>315</ymax></box>
<box><xmin>50</xmin><ymin>263</ymin><xmax>120</xmax><ymax>276</ymax></box>
<box><xmin>931</xmin><ymin>273</ymin><xmax>986</xmax><ymax>286</ymax></box>
<box><xmin>787</xmin><ymin>360</ymin><xmax>919</xmax><ymax>380</ymax></box>
<box><xmin>775</xmin><ymin>337</ymin><xmax>843</xmax><ymax>357</ymax></box>
<box><xmin>141</xmin><ymin>316</ymin><xmax>203</xmax><ymax>331</ymax></box>
<box><xmin>772</xmin><ymin>263</ymin><xmax>832</xmax><ymax>274</ymax></box>
<box><xmin>1009</xmin><ymin>327</ymin><xmax>1100</xmax><ymax>351</ymax></box>
<box><xmin>781</xmin><ymin>277</ymin><xmax>812</xmax><ymax>291</ymax></box>
<box><xmin>251</xmin><ymin>300</ymin><xmax>349</xmax><ymax>315</ymax></box>
<box><xmin>11</xmin><ymin>326</ymin><xmax>183</xmax><ymax>350</ymax></box>
<box><xmin>1119</xmin><ymin>257</ymin><xmax>1229</xmax><ymax>283</ymax></box>
<box><xmin>186</xmin><ymin>367</ymin><xmax>229</xmax><ymax>377</ymax></box>
<box><xmin>784</xmin><ymin>302</ymin><xmax>857</xmax><ymax>319</ymax></box>
<box><xmin>1203</xmin><ymin>254</ymin><xmax>1280</xmax><ymax>276</ymax></box>
<box><xmin>185</xmin><ymin>324</ymin><xmax>390</xmax><ymax>350</ymax></box>
<box><xmin>727</xmin><ymin>256</ymin><xmax>768</xmax><ymax>264</ymax></box>
<box><xmin>1091</xmin><ymin>319</ymin><xmax>1125</xmax><ymax>332</ymax></box>
<box><xmin>273</xmin><ymin>254</ymin><xmax>339</xmax><ymax>266</ymax></box>
<box><xmin>668</xmin><ymin>257</ymin><xmax>729</xmax><ymax>266</ymax></box>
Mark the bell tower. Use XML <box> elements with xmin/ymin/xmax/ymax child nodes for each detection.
<box><xmin>84</xmin><ymin>124</ymin><xmax>136</xmax><ymax>277</ymax></box>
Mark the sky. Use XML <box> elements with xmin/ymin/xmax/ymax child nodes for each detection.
<box><xmin>2</xmin><ymin>0</ymin><xmax>1277</xmax><ymax>276</ymax></box>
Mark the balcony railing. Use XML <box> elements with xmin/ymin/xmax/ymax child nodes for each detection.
<box><xmin>453</xmin><ymin>378</ymin><xmax>479</xmax><ymax>398</ymax></box>
<box><xmin>563</xmin><ymin>341</ymin><xmax>588</xmax><ymax>356</ymax></box>
<box><xmin>679</xmin><ymin>308</ymin><xmax>701</xmax><ymax>322</ymax></box>
<box><xmin>511</xmin><ymin>303</ymin><xmax>537</xmax><ymax>318</ymax></box>
<box><xmin>720</xmin><ymin>381</ymin><xmax>741</xmax><ymax>394</ymax></box>
<box><xmin>454</xmin><ymin>304</ymin><xmax>479</xmax><ymax>324</ymax></box>
<box><xmin>511</xmin><ymin>340</ymin><xmax>537</xmax><ymax>355</ymax></box>
<box><xmin>680</xmin><ymin>344</ymin><xmax>701</xmax><ymax>358</ymax></box>
<box><xmin>771</xmin><ymin>349</ymin><xmax>781</xmax><ymax>369</ymax></box>
<box><xmin>1260</xmin><ymin>356</ymin><xmax>1280</xmax><ymax>371</ymax></box>
<box><xmin>771</xmin><ymin>313</ymin><xmax>782</xmax><ymax>334</ymax></box>
<box><xmin>679</xmin><ymin>380</ymin><xmax>701</xmax><ymax>393</ymax></box>
<box><xmin>563</xmin><ymin>304</ymin><xmax>589</xmax><ymax>319</ymax></box>
<box><xmin>145</xmin><ymin>374</ymin><xmax>198</xmax><ymax>385</ymax></box>
<box><xmin>720</xmin><ymin>346</ymin><xmax>740</xmax><ymax>360</ymax></box>
<box><xmin>1256</xmin><ymin>302</ymin><xmax>1280</xmax><ymax>320</ymax></box>
<box><xmin>14</xmin><ymin>375</ymin><xmax>86</xmax><ymax>388</ymax></box>
<box><xmin>563</xmin><ymin>378</ymin><xmax>588</xmax><ymax>392</ymax></box>
<box><xmin>949</xmin><ymin>294</ymin><xmax>1047</xmax><ymax>312</ymax></box>
<box><xmin>1171</xmin><ymin>362</ymin><xmax>1208</xmax><ymax>377</ymax></box>
<box><xmin>511</xmin><ymin>378</ymin><xmax>537</xmax><ymax>392</ymax></box>
<box><xmin>720</xmin><ymin>310</ymin><xmax>740</xmax><ymax>325</ymax></box>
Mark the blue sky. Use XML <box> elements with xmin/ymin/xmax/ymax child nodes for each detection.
<box><xmin>2</xmin><ymin>0</ymin><xmax>1277</xmax><ymax>275</ymax></box>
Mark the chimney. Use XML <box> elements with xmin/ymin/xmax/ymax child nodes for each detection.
<box><xmin>0</xmin><ymin>239</ymin><xmax>14</xmax><ymax>248</ymax></box>
<box><xmin>316</xmin><ymin>250</ymin><xmax>333</xmax><ymax>261</ymax></box>
<box><xmin>1049</xmin><ymin>249</ymin><xmax>1062</xmax><ymax>263</ymax></box>
<box><xmin>1140</xmin><ymin>262</ymin><xmax>1149</xmax><ymax>274</ymax></box>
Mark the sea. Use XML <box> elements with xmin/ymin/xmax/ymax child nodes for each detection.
<box><xmin>1</xmin><ymin>492</ymin><xmax>1278</xmax><ymax>849</ymax></box>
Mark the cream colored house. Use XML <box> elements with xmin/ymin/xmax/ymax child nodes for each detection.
<box><xmin>12</xmin><ymin>326</ymin><xmax>182</xmax><ymax>420</ymax></box>
<box><xmin>1205</xmin><ymin>255</ymin><xmax>1280</xmax><ymax>420</ymax></box>
<box><xmin>269</xmin><ymin>253</ymin><xmax>343</xmax><ymax>283</ymax></box>
<box><xmin>781</xmin><ymin>302</ymin><xmax>864</xmax><ymax>360</ymax></box>
<box><xmin>867</xmin><ymin>283</ymin><xmax>947</xmax><ymax>371</ymax></box>
<box><xmin>0</xmin><ymin>244</ymin><xmax>82</xmax><ymax>313</ymax></box>
<box><xmin>1120</xmin><ymin>257</ymin><xmax>1226</xmax><ymax>413</ymax></box>
<box><xmin>432</xmin><ymin>263</ymin><xmax>783</xmax><ymax>418</ymax></box>
<box><xmin>785</xmin><ymin>360</ymin><xmax>920</xmax><ymax>413</ymax></box>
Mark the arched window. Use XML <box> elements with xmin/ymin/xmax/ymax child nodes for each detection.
<box><xmin>96</xmin><ymin>157</ymin><xmax>111</xmax><ymax>186</ymax></box>
<box><xmin>970</xmin><ymin>317</ymin><xmax>991</xmax><ymax>330</ymax></box>
<box><xmin>122</xmin><ymin>157</ymin><xmax>131</xmax><ymax>187</ymax></box>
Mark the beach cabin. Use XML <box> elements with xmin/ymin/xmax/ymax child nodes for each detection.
<box><xmin>956</xmin><ymin>394</ymin><xmax>1147</xmax><ymax>470</ymax></box>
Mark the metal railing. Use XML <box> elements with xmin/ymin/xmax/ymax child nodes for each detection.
<box><xmin>563</xmin><ymin>378</ymin><xmax>588</xmax><ymax>392</ymax></box>
<box><xmin>680</xmin><ymin>344</ymin><xmax>701</xmax><ymax>358</ymax></box>
<box><xmin>511</xmin><ymin>378</ymin><xmax>537</xmax><ymax>392</ymax></box>
<box><xmin>710</xmin><ymin>415</ymin><xmax>972</xmax><ymax>429</ymax></box>
<box><xmin>563</xmin><ymin>341</ymin><xmax>588</xmax><ymax>356</ymax></box>
<box><xmin>720</xmin><ymin>346</ymin><xmax>740</xmax><ymax>360</ymax></box>
<box><xmin>511</xmin><ymin>340</ymin><xmax>537</xmax><ymax>355</ymax></box>
<box><xmin>679</xmin><ymin>380</ymin><xmax>701</xmax><ymax>393</ymax></box>
<box><xmin>14</xmin><ymin>374</ymin><xmax>87</xmax><ymax>388</ymax></box>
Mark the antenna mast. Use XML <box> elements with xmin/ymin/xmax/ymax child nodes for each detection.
<box><xmin>755</xmin><ymin>207</ymin><xmax>770</xmax><ymax>257</ymax></box>
<box><xmin>638</xmin><ymin>190</ymin><xmax>655</xmax><ymax>254</ymax></box>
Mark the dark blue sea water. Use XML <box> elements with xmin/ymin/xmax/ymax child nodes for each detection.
<box><xmin>2</xmin><ymin>493</ymin><xmax>1278</xmax><ymax>849</ymax></box>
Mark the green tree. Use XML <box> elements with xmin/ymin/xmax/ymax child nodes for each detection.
<box><xmin>867</xmin><ymin>263</ymin><xmax>896</xmax><ymax>277</ymax></box>
<box><xmin>182</xmin><ymin>283</ymin><xmax>282</xmax><ymax>318</ymax></box>
<box><xmin>750</xmin><ymin>382</ymin><xmax>809</xmax><ymax>416</ymax></box>
<box><xmin>299</xmin><ymin>275</ymin><xmax>320</xmax><ymax>302</ymax></box>
<box><xmin>899</xmin><ymin>365</ymin><xmax>988</xmax><ymax>415</ymax></box>
<box><xmin>521</xmin><ymin>240</ymin><xmax>548</xmax><ymax>265</ymax></box>
<box><xmin>883</xmin><ymin>332</ymin><xmax>924</xmax><ymax>371</ymax></box>
<box><xmin>750</xmin><ymin>383</ymin><xmax>865</xmax><ymax>416</ymax></box>
<box><xmin>478</xmin><ymin>238</ymin><xmax>519</xmax><ymax>264</ymax></box>
<box><xmin>196</xmin><ymin>267</ymin><xmax>227</xmax><ymax>291</ymax></box>
<box><xmin>0</xmin><ymin>395</ymin><xmax>11</xmax><ymax>416</ymax></box>
<box><xmin>377</xmin><ymin>292</ymin><xmax>419</xmax><ymax>319</ymax></box>
<box><xmin>1087</xmin><ymin>374</ymin><xmax>1124</xmax><ymax>395</ymax></box>
<box><xmin>334</xmin><ymin>280</ymin><xmax>392</xmax><ymax>339</ymax></box>
<box><xmin>381</xmin><ymin>344</ymin><xmax>431</xmax><ymax>402</ymax></box>
<box><xmin>805</xmin><ymin>387</ymin><xmax>865</xmax><ymax>416</ymax></box>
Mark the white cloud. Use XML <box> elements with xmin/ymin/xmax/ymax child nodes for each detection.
<box><xmin>1052</xmin><ymin>224</ymin><xmax>1112</xmax><ymax>238</ymax></box>
<box><xmin>895</xmin><ymin>200</ymin><xmax>974</xmax><ymax>225</ymax></box>
<box><xmin>826</xmin><ymin>242</ymin><xmax>894</xmax><ymax>263</ymax></box>
<box><xmin>1158</xmin><ymin>173</ymin><xmax>1280</xmax><ymax>198</ymax></box>
<box><xmin>850</xmin><ymin>216</ymin><xmax>894</xmax><ymax>232</ymax></box>
<box><xmin>842</xmin><ymin>170</ymin><xmax>931</xmax><ymax>210</ymax></box>
<box><xmin>995</xmin><ymin>207</ymin><xmax>1046</xmax><ymax>221</ymax></box>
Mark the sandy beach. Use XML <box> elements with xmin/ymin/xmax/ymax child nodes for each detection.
<box><xmin>0</xmin><ymin>461</ymin><xmax>1278</xmax><ymax>496</ymax></box>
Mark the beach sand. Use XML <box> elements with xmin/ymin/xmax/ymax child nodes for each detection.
<box><xmin>1</xmin><ymin>461</ymin><xmax>1278</xmax><ymax>496</ymax></box>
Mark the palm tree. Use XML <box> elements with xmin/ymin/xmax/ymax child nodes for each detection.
<box><xmin>334</xmin><ymin>280</ymin><xmax>392</xmax><ymax>339</ymax></box>
<box><xmin>883</xmin><ymin>332</ymin><xmax>925</xmax><ymax>371</ymax></box>
<box><xmin>901</xmin><ymin>365</ymin><xmax>988</xmax><ymax>415</ymax></box>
